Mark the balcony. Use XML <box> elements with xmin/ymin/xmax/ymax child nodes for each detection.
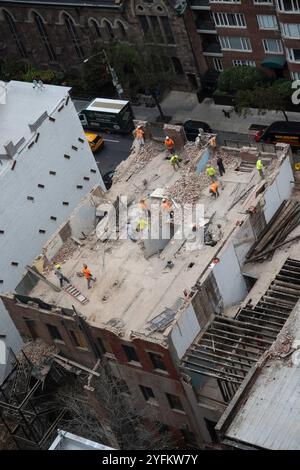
<box><xmin>202</xmin><ymin>42</ymin><xmax>222</xmax><ymax>55</ymax></box>
<box><xmin>196</xmin><ymin>20</ymin><xmax>217</xmax><ymax>33</ymax></box>
<box><xmin>190</xmin><ymin>0</ymin><xmax>210</xmax><ymax>10</ymax></box>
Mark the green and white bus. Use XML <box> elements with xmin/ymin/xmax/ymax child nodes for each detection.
<box><xmin>78</xmin><ymin>98</ymin><xmax>134</xmax><ymax>134</ymax></box>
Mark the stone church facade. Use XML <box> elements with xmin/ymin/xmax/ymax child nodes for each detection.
<box><xmin>0</xmin><ymin>0</ymin><xmax>205</xmax><ymax>90</ymax></box>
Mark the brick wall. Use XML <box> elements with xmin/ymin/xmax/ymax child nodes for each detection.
<box><xmin>1</xmin><ymin>294</ymin><xmax>203</xmax><ymax>446</ymax></box>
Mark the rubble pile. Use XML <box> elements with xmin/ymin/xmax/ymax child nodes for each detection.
<box><xmin>113</xmin><ymin>142</ymin><xmax>157</xmax><ymax>182</ymax></box>
<box><xmin>168</xmin><ymin>171</ymin><xmax>211</xmax><ymax>204</ymax></box>
<box><xmin>21</xmin><ymin>339</ymin><xmax>58</xmax><ymax>368</ymax></box>
<box><xmin>44</xmin><ymin>238</ymin><xmax>77</xmax><ymax>272</ymax></box>
<box><xmin>216</xmin><ymin>149</ymin><xmax>240</xmax><ymax>168</ymax></box>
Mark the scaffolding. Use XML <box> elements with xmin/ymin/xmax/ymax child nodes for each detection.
<box><xmin>0</xmin><ymin>349</ymin><xmax>66</xmax><ymax>449</ymax></box>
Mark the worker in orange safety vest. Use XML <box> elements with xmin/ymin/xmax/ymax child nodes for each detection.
<box><xmin>134</xmin><ymin>125</ymin><xmax>145</xmax><ymax>146</ymax></box>
<box><xmin>82</xmin><ymin>264</ymin><xmax>96</xmax><ymax>289</ymax></box>
<box><xmin>165</xmin><ymin>136</ymin><xmax>175</xmax><ymax>154</ymax></box>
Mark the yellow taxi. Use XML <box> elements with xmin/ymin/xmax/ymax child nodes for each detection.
<box><xmin>84</xmin><ymin>132</ymin><xmax>104</xmax><ymax>153</ymax></box>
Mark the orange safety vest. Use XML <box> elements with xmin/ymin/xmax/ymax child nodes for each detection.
<box><xmin>165</xmin><ymin>138</ymin><xmax>174</xmax><ymax>149</ymax></box>
<box><xmin>83</xmin><ymin>267</ymin><xmax>91</xmax><ymax>279</ymax></box>
<box><xmin>210</xmin><ymin>182</ymin><xmax>218</xmax><ymax>193</ymax></box>
<box><xmin>135</xmin><ymin>128</ymin><xmax>144</xmax><ymax>139</ymax></box>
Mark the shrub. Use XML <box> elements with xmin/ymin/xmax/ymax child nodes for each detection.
<box><xmin>217</xmin><ymin>66</ymin><xmax>268</xmax><ymax>93</ymax></box>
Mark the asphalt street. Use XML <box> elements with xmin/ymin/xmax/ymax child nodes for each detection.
<box><xmin>94</xmin><ymin>133</ymin><xmax>133</xmax><ymax>176</ymax></box>
<box><xmin>73</xmin><ymin>98</ymin><xmax>252</xmax><ymax>178</ymax></box>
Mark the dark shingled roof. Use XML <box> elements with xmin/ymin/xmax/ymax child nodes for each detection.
<box><xmin>0</xmin><ymin>0</ymin><xmax>121</xmax><ymax>8</ymax></box>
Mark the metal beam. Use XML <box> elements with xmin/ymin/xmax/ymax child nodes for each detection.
<box><xmin>217</xmin><ymin>316</ymin><xmax>279</xmax><ymax>336</ymax></box>
<box><xmin>182</xmin><ymin>365</ymin><xmax>242</xmax><ymax>385</ymax></box>
<box><xmin>188</xmin><ymin>349</ymin><xmax>252</xmax><ymax>370</ymax></box>
<box><xmin>181</xmin><ymin>362</ymin><xmax>244</xmax><ymax>383</ymax></box>
<box><xmin>237</xmin><ymin>311</ymin><xmax>284</xmax><ymax>329</ymax></box>
<box><xmin>205</xmin><ymin>331</ymin><xmax>265</xmax><ymax>351</ymax></box>
<box><xmin>209</xmin><ymin>325</ymin><xmax>273</xmax><ymax>345</ymax></box>
<box><xmin>193</xmin><ymin>342</ymin><xmax>257</xmax><ymax>362</ymax></box>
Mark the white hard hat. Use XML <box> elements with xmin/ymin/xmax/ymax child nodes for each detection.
<box><xmin>165</xmin><ymin>136</ymin><xmax>169</xmax><ymax>139</ymax></box>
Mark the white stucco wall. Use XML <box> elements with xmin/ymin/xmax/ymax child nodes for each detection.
<box><xmin>171</xmin><ymin>303</ymin><xmax>201</xmax><ymax>360</ymax></box>
<box><xmin>264</xmin><ymin>156</ymin><xmax>294</xmax><ymax>223</ymax></box>
<box><xmin>0</xmin><ymin>83</ymin><xmax>104</xmax><ymax>381</ymax></box>
<box><xmin>213</xmin><ymin>242</ymin><xmax>248</xmax><ymax>307</ymax></box>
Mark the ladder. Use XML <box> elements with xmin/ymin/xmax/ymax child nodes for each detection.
<box><xmin>64</xmin><ymin>283</ymin><xmax>89</xmax><ymax>305</ymax></box>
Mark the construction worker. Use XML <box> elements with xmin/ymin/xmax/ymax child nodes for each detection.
<box><xmin>209</xmin><ymin>135</ymin><xmax>217</xmax><ymax>157</ymax></box>
<box><xmin>165</xmin><ymin>136</ymin><xmax>175</xmax><ymax>154</ymax></box>
<box><xmin>136</xmin><ymin>217</ymin><xmax>148</xmax><ymax>232</ymax></box>
<box><xmin>54</xmin><ymin>264</ymin><xmax>70</xmax><ymax>288</ymax></box>
<box><xmin>209</xmin><ymin>181</ymin><xmax>219</xmax><ymax>198</ymax></box>
<box><xmin>161</xmin><ymin>198</ymin><xmax>172</xmax><ymax>212</ymax></box>
<box><xmin>256</xmin><ymin>157</ymin><xmax>264</xmax><ymax>178</ymax></box>
<box><xmin>217</xmin><ymin>155</ymin><xmax>226</xmax><ymax>176</ymax></box>
<box><xmin>170</xmin><ymin>153</ymin><xmax>180</xmax><ymax>171</ymax></box>
<box><xmin>206</xmin><ymin>165</ymin><xmax>217</xmax><ymax>182</ymax></box>
<box><xmin>82</xmin><ymin>264</ymin><xmax>96</xmax><ymax>289</ymax></box>
<box><xmin>134</xmin><ymin>125</ymin><xmax>145</xmax><ymax>147</ymax></box>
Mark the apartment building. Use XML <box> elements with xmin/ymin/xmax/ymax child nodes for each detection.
<box><xmin>1</xmin><ymin>121</ymin><xmax>298</xmax><ymax>448</ymax></box>
<box><xmin>0</xmin><ymin>80</ymin><xmax>104</xmax><ymax>382</ymax></box>
<box><xmin>189</xmin><ymin>0</ymin><xmax>300</xmax><ymax>83</ymax></box>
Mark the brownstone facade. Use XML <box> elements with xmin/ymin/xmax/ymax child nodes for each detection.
<box><xmin>0</xmin><ymin>0</ymin><xmax>201</xmax><ymax>90</ymax></box>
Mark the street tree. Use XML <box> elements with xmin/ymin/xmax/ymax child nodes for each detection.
<box><xmin>217</xmin><ymin>66</ymin><xmax>268</xmax><ymax>94</ymax></box>
<box><xmin>234</xmin><ymin>80</ymin><xmax>292</xmax><ymax>121</ymax></box>
<box><xmin>56</xmin><ymin>365</ymin><xmax>176</xmax><ymax>450</ymax></box>
<box><xmin>103</xmin><ymin>42</ymin><xmax>175</xmax><ymax>121</ymax></box>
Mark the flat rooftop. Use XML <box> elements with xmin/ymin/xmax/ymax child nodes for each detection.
<box><xmin>0</xmin><ymin>81</ymin><xmax>70</xmax><ymax>159</ymax></box>
<box><xmin>27</xmin><ymin>141</ymin><xmax>262</xmax><ymax>339</ymax></box>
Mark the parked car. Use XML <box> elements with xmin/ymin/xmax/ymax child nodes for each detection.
<box><xmin>176</xmin><ymin>120</ymin><xmax>212</xmax><ymax>141</ymax></box>
<box><xmin>255</xmin><ymin>121</ymin><xmax>300</xmax><ymax>150</ymax></box>
<box><xmin>84</xmin><ymin>132</ymin><xmax>104</xmax><ymax>153</ymax></box>
<box><xmin>102</xmin><ymin>170</ymin><xmax>115</xmax><ymax>190</ymax></box>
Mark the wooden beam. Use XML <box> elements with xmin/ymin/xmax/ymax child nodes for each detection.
<box><xmin>193</xmin><ymin>342</ymin><xmax>257</xmax><ymax>362</ymax></box>
<box><xmin>205</xmin><ymin>331</ymin><xmax>265</xmax><ymax>351</ymax></box>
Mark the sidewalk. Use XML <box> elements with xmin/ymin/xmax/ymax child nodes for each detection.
<box><xmin>132</xmin><ymin>90</ymin><xmax>300</xmax><ymax>135</ymax></box>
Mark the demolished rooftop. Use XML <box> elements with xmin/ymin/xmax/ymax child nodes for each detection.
<box><xmin>3</xmin><ymin>125</ymin><xmax>297</xmax><ymax>345</ymax></box>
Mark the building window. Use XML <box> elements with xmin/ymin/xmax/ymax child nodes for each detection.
<box><xmin>254</xmin><ymin>0</ymin><xmax>273</xmax><ymax>3</ymax></box>
<box><xmin>262</xmin><ymin>38</ymin><xmax>283</xmax><ymax>53</ymax></box>
<box><xmin>257</xmin><ymin>15</ymin><xmax>278</xmax><ymax>29</ymax></box>
<box><xmin>166</xmin><ymin>393</ymin><xmax>184</xmax><ymax>411</ymax></box>
<box><xmin>47</xmin><ymin>324</ymin><xmax>64</xmax><ymax>342</ymax></box>
<box><xmin>281</xmin><ymin>22</ymin><xmax>300</xmax><ymax>38</ymax></box>
<box><xmin>171</xmin><ymin>57</ymin><xmax>184</xmax><ymax>74</ymax></box>
<box><xmin>213</xmin><ymin>57</ymin><xmax>223</xmax><ymax>71</ymax></box>
<box><xmin>116</xmin><ymin>21</ymin><xmax>126</xmax><ymax>39</ymax></box>
<box><xmin>219</xmin><ymin>36</ymin><xmax>252</xmax><ymax>51</ymax></box>
<box><xmin>148</xmin><ymin>352</ymin><xmax>166</xmax><ymax>371</ymax></box>
<box><xmin>291</xmin><ymin>71</ymin><xmax>300</xmax><ymax>80</ymax></box>
<box><xmin>156</xmin><ymin>422</ymin><xmax>170</xmax><ymax>435</ymax></box>
<box><xmin>33</xmin><ymin>12</ymin><xmax>56</xmax><ymax>61</ymax></box>
<box><xmin>232</xmin><ymin>59</ymin><xmax>256</xmax><ymax>66</ymax></box>
<box><xmin>287</xmin><ymin>48</ymin><xmax>300</xmax><ymax>62</ymax></box>
<box><xmin>138</xmin><ymin>15</ymin><xmax>175</xmax><ymax>44</ymax></box>
<box><xmin>212</xmin><ymin>12</ymin><xmax>246</xmax><ymax>28</ymax></box>
<box><xmin>90</xmin><ymin>19</ymin><xmax>102</xmax><ymax>38</ymax></box>
<box><xmin>140</xmin><ymin>385</ymin><xmax>156</xmax><ymax>401</ymax></box>
<box><xmin>3</xmin><ymin>10</ymin><xmax>27</xmax><ymax>58</ymax></box>
<box><xmin>210</xmin><ymin>0</ymin><xmax>241</xmax><ymax>2</ymax></box>
<box><xmin>69</xmin><ymin>329</ymin><xmax>88</xmax><ymax>349</ymax></box>
<box><xmin>64</xmin><ymin>14</ymin><xmax>84</xmax><ymax>59</ymax></box>
<box><xmin>122</xmin><ymin>345</ymin><xmax>140</xmax><ymax>363</ymax></box>
<box><xmin>277</xmin><ymin>0</ymin><xmax>300</xmax><ymax>12</ymax></box>
<box><xmin>160</xmin><ymin>16</ymin><xmax>175</xmax><ymax>44</ymax></box>
<box><xmin>103</xmin><ymin>20</ymin><xmax>114</xmax><ymax>39</ymax></box>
